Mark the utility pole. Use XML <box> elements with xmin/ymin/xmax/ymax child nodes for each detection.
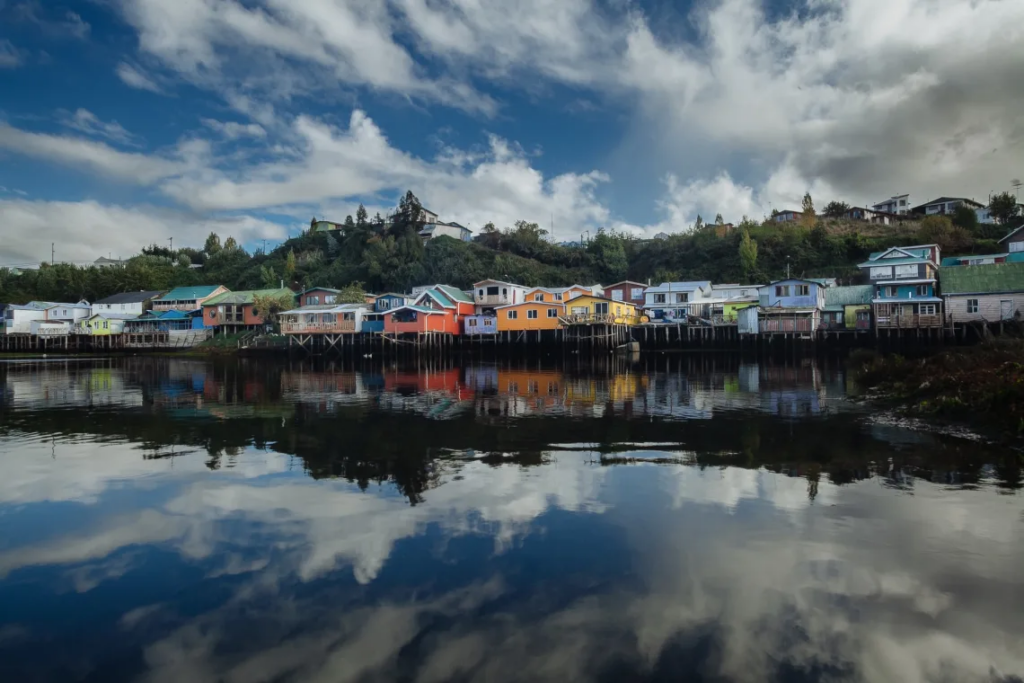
<box><xmin>786</xmin><ymin>255</ymin><xmax>791</xmax><ymax>279</ymax></box>
<box><xmin>168</xmin><ymin>237</ymin><xmax>173</xmax><ymax>251</ymax></box>
<box><xmin>262</xmin><ymin>239</ymin><xmax>267</xmax><ymax>254</ymax></box>
<box><xmin>51</xmin><ymin>242</ymin><xmax>55</xmax><ymax>265</ymax></box>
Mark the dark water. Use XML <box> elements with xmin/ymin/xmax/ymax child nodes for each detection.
<box><xmin>0</xmin><ymin>356</ymin><xmax>1022</xmax><ymax>683</ymax></box>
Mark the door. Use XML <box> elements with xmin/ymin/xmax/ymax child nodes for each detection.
<box><xmin>1001</xmin><ymin>299</ymin><xmax>1013</xmax><ymax>320</ymax></box>
<box><xmin>594</xmin><ymin>302</ymin><xmax>609</xmax><ymax>316</ymax></box>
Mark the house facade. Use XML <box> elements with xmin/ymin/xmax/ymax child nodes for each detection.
<box><xmin>843</xmin><ymin>207</ymin><xmax>900</xmax><ymax>225</ymax></box>
<box><xmin>153</xmin><ymin>285</ymin><xmax>229</xmax><ymax>312</ymax></box>
<box><xmin>821</xmin><ymin>285</ymin><xmax>874</xmax><ymax>330</ymax></box>
<box><xmin>280</xmin><ymin>304</ymin><xmax>373</xmax><ymax>335</ymax></box>
<box><xmin>644</xmin><ymin>281</ymin><xmax>714</xmax><ymax>321</ymax></box>
<box><xmin>911</xmin><ymin>197</ymin><xmax>984</xmax><ymax>216</ymax></box>
<box><xmin>92</xmin><ymin>290</ymin><xmax>164</xmax><ymax>317</ymax></box>
<box><xmin>3</xmin><ymin>302</ymin><xmax>50</xmax><ymax>334</ymax></box>
<box><xmin>299</xmin><ymin>288</ymin><xmax>340</xmax><ymax>307</ymax></box>
<box><xmin>383</xmin><ymin>285</ymin><xmax>473</xmax><ymax>336</ymax></box>
<box><xmin>565</xmin><ymin>295</ymin><xmax>642</xmax><ymax>325</ymax></box>
<box><xmin>997</xmin><ymin>225</ymin><xmax>1024</xmax><ymax>256</ymax></box>
<box><xmin>419</xmin><ymin>221</ymin><xmax>472</xmax><ymax>242</ymax></box>
<box><xmin>872</xmin><ymin>194</ymin><xmax>911</xmax><ymax>215</ymax></box>
<box><xmin>525</xmin><ymin>285</ymin><xmax>593</xmax><ymax>304</ymax></box>
<box><xmin>757</xmin><ymin>279</ymin><xmax>827</xmax><ymax>333</ymax></box>
<box><xmin>495</xmin><ymin>302</ymin><xmax>564</xmax><ymax>332</ymax></box>
<box><xmin>473</xmin><ymin>280</ymin><xmax>529</xmax><ymax>312</ymax></box>
<box><xmin>374</xmin><ymin>293</ymin><xmax>409</xmax><ymax>313</ymax></box>
<box><xmin>603</xmin><ymin>281</ymin><xmax>647</xmax><ymax>307</ymax></box>
<box><xmin>940</xmin><ymin>263</ymin><xmax>1024</xmax><ymax>324</ymax></box>
<box><xmin>858</xmin><ymin>244</ymin><xmax>942</xmax><ymax>328</ymax></box>
<box><xmin>78</xmin><ymin>313</ymin><xmax>135</xmax><ymax>336</ymax></box>
<box><xmin>202</xmin><ymin>288</ymin><xmax>296</xmax><ymax>331</ymax></box>
<box><xmin>44</xmin><ymin>302</ymin><xmax>92</xmax><ymax>323</ymax></box>
<box><xmin>463</xmin><ymin>315</ymin><xmax>499</xmax><ymax>335</ymax></box>
<box><xmin>773</xmin><ymin>210</ymin><xmax>802</xmax><ymax>223</ymax></box>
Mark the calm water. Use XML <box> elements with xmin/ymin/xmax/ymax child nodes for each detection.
<box><xmin>0</xmin><ymin>355</ymin><xmax>1022</xmax><ymax>683</ymax></box>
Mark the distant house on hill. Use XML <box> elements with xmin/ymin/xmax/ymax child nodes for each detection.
<box><xmin>871</xmin><ymin>194</ymin><xmax>911</xmax><ymax>216</ymax></box>
<box><xmin>910</xmin><ymin>197</ymin><xmax>984</xmax><ymax>217</ymax></box>
<box><xmin>772</xmin><ymin>210</ymin><xmax>803</xmax><ymax>223</ymax></box>
<box><xmin>419</xmin><ymin>221</ymin><xmax>472</xmax><ymax>242</ymax></box>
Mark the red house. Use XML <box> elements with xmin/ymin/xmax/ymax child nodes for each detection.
<box><xmin>603</xmin><ymin>281</ymin><xmax>648</xmax><ymax>307</ymax></box>
<box><xmin>383</xmin><ymin>285</ymin><xmax>475</xmax><ymax>335</ymax></box>
<box><xmin>298</xmin><ymin>287</ymin><xmax>341</xmax><ymax>307</ymax></box>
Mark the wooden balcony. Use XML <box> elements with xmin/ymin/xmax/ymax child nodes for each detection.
<box><xmin>281</xmin><ymin>319</ymin><xmax>357</xmax><ymax>335</ymax></box>
<box><xmin>760</xmin><ymin>317</ymin><xmax>814</xmax><ymax>333</ymax></box>
<box><xmin>875</xmin><ymin>314</ymin><xmax>942</xmax><ymax>329</ymax></box>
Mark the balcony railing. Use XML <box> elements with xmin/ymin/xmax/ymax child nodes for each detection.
<box><xmin>281</xmin><ymin>320</ymin><xmax>357</xmax><ymax>334</ymax></box>
<box><xmin>760</xmin><ymin>318</ymin><xmax>814</xmax><ymax>333</ymax></box>
<box><xmin>875</xmin><ymin>314</ymin><xmax>942</xmax><ymax>329</ymax></box>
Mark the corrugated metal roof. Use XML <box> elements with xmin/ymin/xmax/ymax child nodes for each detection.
<box><xmin>435</xmin><ymin>285</ymin><xmax>474</xmax><ymax>303</ymax></box>
<box><xmin>858</xmin><ymin>256</ymin><xmax>927</xmax><ymax>267</ymax></box>
<box><xmin>823</xmin><ymin>285</ymin><xmax>874</xmax><ymax>307</ymax></box>
<box><xmin>157</xmin><ymin>285</ymin><xmax>225</xmax><ymax>301</ymax></box>
<box><xmin>204</xmin><ymin>288</ymin><xmax>294</xmax><ymax>306</ymax></box>
<box><xmin>94</xmin><ymin>290</ymin><xmax>165</xmax><ymax>305</ymax></box>
<box><xmin>939</xmin><ymin>263</ymin><xmax>1024</xmax><ymax>295</ymax></box>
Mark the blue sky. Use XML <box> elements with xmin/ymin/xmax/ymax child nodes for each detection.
<box><xmin>1</xmin><ymin>0</ymin><xmax>1022</xmax><ymax>265</ymax></box>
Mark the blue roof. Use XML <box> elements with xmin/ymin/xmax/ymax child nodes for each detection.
<box><xmin>157</xmin><ymin>285</ymin><xmax>224</xmax><ymax>301</ymax></box>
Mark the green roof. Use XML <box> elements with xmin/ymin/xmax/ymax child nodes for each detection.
<box><xmin>436</xmin><ymin>284</ymin><xmax>474</xmax><ymax>304</ymax></box>
<box><xmin>858</xmin><ymin>256</ymin><xmax>926</xmax><ymax>268</ymax></box>
<box><xmin>823</xmin><ymin>285</ymin><xmax>874</xmax><ymax>309</ymax></box>
<box><xmin>939</xmin><ymin>263</ymin><xmax>1024</xmax><ymax>295</ymax></box>
<box><xmin>203</xmin><ymin>288</ymin><xmax>295</xmax><ymax>306</ymax></box>
<box><xmin>157</xmin><ymin>285</ymin><xmax>224</xmax><ymax>301</ymax></box>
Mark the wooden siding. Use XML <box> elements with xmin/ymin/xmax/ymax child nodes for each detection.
<box><xmin>384</xmin><ymin>310</ymin><xmax>459</xmax><ymax>335</ymax></box>
<box><xmin>496</xmin><ymin>303</ymin><xmax>563</xmax><ymax>331</ymax></box>
<box><xmin>564</xmin><ymin>296</ymin><xmax>642</xmax><ymax>325</ymax></box>
<box><xmin>945</xmin><ymin>294</ymin><xmax>1024</xmax><ymax>323</ymax></box>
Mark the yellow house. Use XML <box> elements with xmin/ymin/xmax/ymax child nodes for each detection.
<box><xmin>79</xmin><ymin>313</ymin><xmax>133</xmax><ymax>335</ymax></box>
<box><xmin>722</xmin><ymin>301</ymin><xmax>758</xmax><ymax>323</ymax></box>
<box><xmin>524</xmin><ymin>285</ymin><xmax>594</xmax><ymax>304</ymax></box>
<box><xmin>564</xmin><ymin>295</ymin><xmax>643</xmax><ymax>325</ymax></box>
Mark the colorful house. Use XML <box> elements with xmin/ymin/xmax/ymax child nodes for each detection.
<box><xmin>565</xmin><ymin>295</ymin><xmax>642</xmax><ymax>325</ymax></box>
<box><xmin>523</xmin><ymin>285</ymin><xmax>592</xmax><ymax>304</ymax></box>
<box><xmin>644</xmin><ymin>281</ymin><xmax>715</xmax><ymax>321</ymax></box>
<box><xmin>821</xmin><ymin>285</ymin><xmax>874</xmax><ymax>330</ymax></box>
<box><xmin>383</xmin><ymin>285</ymin><xmax>473</xmax><ymax>336</ymax></box>
<box><xmin>463</xmin><ymin>315</ymin><xmax>499</xmax><ymax>335</ymax></box>
<box><xmin>757</xmin><ymin>279</ymin><xmax>827</xmax><ymax>333</ymax></box>
<box><xmin>280</xmin><ymin>304</ymin><xmax>374</xmax><ymax>335</ymax></box>
<box><xmin>153</xmin><ymin>285</ymin><xmax>229</xmax><ymax>312</ymax></box>
<box><xmin>202</xmin><ymin>288</ymin><xmax>296</xmax><ymax>332</ymax></box>
<box><xmin>940</xmin><ymin>263</ymin><xmax>1024</xmax><ymax>324</ymax></box>
<box><xmin>495</xmin><ymin>301</ymin><xmax>565</xmax><ymax>332</ymax></box>
<box><xmin>125</xmin><ymin>309</ymin><xmax>205</xmax><ymax>333</ymax></box>
<box><xmin>374</xmin><ymin>293</ymin><xmax>409</xmax><ymax>313</ymax></box>
<box><xmin>603</xmin><ymin>281</ymin><xmax>648</xmax><ymax>308</ymax></box>
<box><xmin>858</xmin><ymin>244</ymin><xmax>942</xmax><ymax>328</ymax></box>
<box><xmin>78</xmin><ymin>312</ymin><xmax>136</xmax><ymax>335</ymax></box>
<box><xmin>298</xmin><ymin>287</ymin><xmax>341</xmax><ymax>307</ymax></box>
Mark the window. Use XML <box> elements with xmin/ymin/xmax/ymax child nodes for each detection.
<box><xmin>324</xmin><ymin>295</ymin><xmax>336</xmax><ymax>304</ymax></box>
<box><xmin>795</xmin><ymin>284</ymin><xmax>810</xmax><ymax>296</ymax></box>
<box><xmin>895</xmin><ymin>264</ymin><xmax>917</xmax><ymax>278</ymax></box>
<box><xmin>547</xmin><ymin>308</ymin><xmax>558</xmax><ymax>318</ymax></box>
<box><xmin>919</xmin><ymin>304</ymin><xmax>937</xmax><ymax>316</ymax></box>
<box><xmin>309</xmin><ymin>295</ymin><xmax>319</xmax><ymax>305</ymax></box>
<box><xmin>502</xmin><ymin>288</ymin><xmax>508</xmax><ymax>298</ymax></box>
<box><xmin>631</xmin><ymin>287</ymin><xmax>644</xmax><ymax>300</ymax></box>
<box><xmin>478</xmin><ymin>289</ymin><xmax>484</xmax><ymax>297</ymax></box>
<box><xmin>487</xmin><ymin>286</ymin><xmax>499</xmax><ymax>296</ymax></box>
<box><xmin>870</xmin><ymin>266</ymin><xmax>893</xmax><ymax>279</ymax></box>
<box><xmin>508</xmin><ymin>381</ymin><xmax>519</xmax><ymax>393</ymax></box>
<box><xmin>554</xmin><ymin>293</ymin><xmax>563</xmax><ymax>301</ymax></box>
<box><xmin>967</xmin><ymin>299</ymin><xmax>979</xmax><ymax>314</ymax></box>
<box><xmin>775</xmin><ymin>285</ymin><xmax>791</xmax><ymax>297</ymax></box>
<box><xmin>571</xmin><ymin>306</ymin><xmax>588</xmax><ymax>316</ymax></box>
<box><xmin>1010</xmin><ymin>241</ymin><xmax>1024</xmax><ymax>253</ymax></box>
<box><xmin>468</xmin><ymin>318</ymin><xmax>478</xmax><ymax>327</ymax></box>
<box><xmin>915</xmin><ymin>285</ymin><xmax>929</xmax><ymax>297</ymax></box>
<box><xmin>885</xmin><ymin>286</ymin><xmax>898</xmax><ymax>298</ymax></box>
<box><xmin>534</xmin><ymin>293</ymin><xmax>544</xmax><ymax>302</ymax></box>
<box><xmin>595</xmin><ymin>302</ymin><xmax>609</xmax><ymax>315</ymax></box>
<box><xmin>675</xmin><ymin>292</ymin><xmax>689</xmax><ymax>303</ymax></box>
<box><xmin>507</xmin><ymin>310</ymin><xmax>518</xmax><ymax>319</ymax></box>
<box><xmin>527</xmin><ymin>309</ymin><xmax>538</xmax><ymax>319</ymax></box>
<box><xmin>899</xmin><ymin>199</ymin><xmax>906</xmax><ymax>206</ymax></box>
<box><xmin>528</xmin><ymin>380</ymin><xmax>538</xmax><ymax>394</ymax></box>
<box><xmin>654</xmin><ymin>293</ymin><xmax>666</xmax><ymax>304</ymax></box>
<box><xmin>209</xmin><ymin>309</ymin><xmax>216</xmax><ymax>318</ymax></box>
<box><xmin>611</xmin><ymin>289</ymin><xmax>623</xmax><ymax>301</ymax></box>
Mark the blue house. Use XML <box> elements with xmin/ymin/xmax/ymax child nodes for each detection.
<box><xmin>858</xmin><ymin>244</ymin><xmax>942</xmax><ymax>328</ymax></box>
<box><xmin>374</xmin><ymin>293</ymin><xmax>408</xmax><ymax>314</ymax></box>
<box><xmin>757</xmin><ymin>279</ymin><xmax>827</xmax><ymax>333</ymax></box>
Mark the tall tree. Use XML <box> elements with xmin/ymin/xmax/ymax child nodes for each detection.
<box><xmin>355</xmin><ymin>204</ymin><xmax>368</xmax><ymax>228</ymax></box>
<box><xmin>822</xmin><ymin>201</ymin><xmax>850</xmax><ymax>218</ymax></box>
<box><xmin>204</xmin><ymin>232</ymin><xmax>222</xmax><ymax>254</ymax></box>
<box><xmin>337</xmin><ymin>282</ymin><xmax>369</xmax><ymax>304</ymax></box>
<box><xmin>715</xmin><ymin>213</ymin><xmax>725</xmax><ymax>225</ymax></box>
<box><xmin>988</xmin><ymin>192</ymin><xmax>1021</xmax><ymax>225</ymax></box>
<box><xmin>802</xmin><ymin>192</ymin><xmax>816</xmax><ymax>226</ymax></box>
<box><xmin>224</xmin><ymin>236</ymin><xmax>239</xmax><ymax>251</ymax></box>
<box><xmin>694</xmin><ymin>214</ymin><xmax>704</xmax><ymax>232</ymax></box>
<box><xmin>252</xmin><ymin>291</ymin><xmax>295</xmax><ymax>329</ymax></box>
<box><xmin>739</xmin><ymin>229</ymin><xmax>758</xmax><ymax>277</ymax></box>
<box><xmin>951</xmin><ymin>204</ymin><xmax>979</xmax><ymax>231</ymax></box>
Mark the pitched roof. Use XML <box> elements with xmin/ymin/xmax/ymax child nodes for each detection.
<box><xmin>389</xmin><ymin>305</ymin><xmax>445</xmax><ymax>315</ymax></box>
<box><xmin>939</xmin><ymin>263</ymin><xmax>1024</xmax><ymax>295</ymax></box>
<box><xmin>912</xmin><ymin>197</ymin><xmax>984</xmax><ymax>210</ymax></box>
<box><xmin>300</xmin><ymin>287</ymin><xmax>341</xmax><ymax>294</ymax></box>
<box><xmin>94</xmin><ymin>290</ymin><xmax>165</xmax><ymax>305</ymax></box>
<box><xmin>604</xmin><ymin>281</ymin><xmax>648</xmax><ymax>289</ymax></box>
<box><xmin>435</xmin><ymin>284</ymin><xmax>474</xmax><ymax>303</ymax></box>
<box><xmin>941</xmin><ymin>253</ymin><xmax>1008</xmax><ymax>266</ymax></box>
<box><xmin>494</xmin><ymin>301</ymin><xmax>566</xmax><ymax>310</ymax></box>
<box><xmin>473</xmin><ymin>279</ymin><xmax>525</xmax><ymax>288</ymax></box>
<box><xmin>858</xmin><ymin>256</ymin><xmax>929</xmax><ymax>268</ymax></box>
<box><xmin>417</xmin><ymin>289</ymin><xmax>455</xmax><ymax>309</ymax></box>
<box><xmin>88</xmin><ymin>312</ymin><xmax>140</xmax><ymax>320</ymax></box>
<box><xmin>157</xmin><ymin>285</ymin><xmax>225</xmax><ymax>301</ymax></box>
<box><xmin>646</xmin><ymin>281</ymin><xmax>711</xmax><ymax>293</ymax></box>
<box><xmin>997</xmin><ymin>224</ymin><xmax>1024</xmax><ymax>244</ymax></box>
<box><xmin>203</xmin><ymin>288</ymin><xmax>294</xmax><ymax>306</ymax></box>
<box><xmin>823</xmin><ymin>285</ymin><xmax>874</xmax><ymax>309</ymax></box>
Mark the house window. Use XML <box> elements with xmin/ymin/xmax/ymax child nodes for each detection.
<box><xmin>675</xmin><ymin>293</ymin><xmax>688</xmax><ymax>303</ymax></box>
<box><xmin>547</xmin><ymin>308</ymin><xmax>558</xmax><ymax>318</ymax></box>
<box><xmin>631</xmin><ymin>288</ymin><xmax>644</xmax><ymax>300</ymax></box>
<box><xmin>611</xmin><ymin>290</ymin><xmax>623</xmax><ymax>301</ymax></box>
<box><xmin>502</xmin><ymin>288</ymin><xmax>508</xmax><ymax>297</ymax></box>
<box><xmin>534</xmin><ymin>293</ymin><xmax>544</xmax><ymax>302</ymax></box>
<box><xmin>895</xmin><ymin>265</ymin><xmax>917</xmax><ymax>278</ymax></box>
<box><xmin>1010</xmin><ymin>241</ymin><xmax>1024</xmax><ymax>253</ymax></box>
<box><xmin>919</xmin><ymin>304</ymin><xmax>937</xmax><ymax>316</ymax></box>
<box><xmin>554</xmin><ymin>293</ymin><xmax>563</xmax><ymax>301</ymax></box>
<box><xmin>870</xmin><ymin>266</ymin><xmax>893</xmax><ymax>279</ymax></box>
<box><xmin>885</xmin><ymin>286</ymin><xmax>898</xmax><ymax>298</ymax></box>
<box><xmin>507</xmin><ymin>310</ymin><xmax>518</xmax><ymax>319</ymax></box>
<box><xmin>654</xmin><ymin>293</ymin><xmax>666</xmax><ymax>304</ymax></box>
<box><xmin>209</xmin><ymin>310</ymin><xmax>216</xmax><ymax>319</ymax></box>
<box><xmin>967</xmin><ymin>299</ymin><xmax>979</xmax><ymax>314</ymax></box>
<box><xmin>468</xmin><ymin>318</ymin><xmax>477</xmax><ymax>327</ymax></box>
<box><xmin>571</xmin><ymin>306</ymin><xmax>588</xmax><ymax>316</ymax></box>
<box><xmin>309</xmin><ymin>295</ymin><xmax>319</xmax><ymax>305</ymax></box>
<box><xmin>915</xmin><ymin>285</ymin><xmax>929</xmax><ymax>297</ymax></box>
<box><xmin>527</xmin><ymin>309</ymin><xmax>538</xmax><ymax>319</ymax></box>
<box><xmin>595</xmin><ymin>302</ymin><xmax>609</xmax><ymax>315</ymax></box>
<box><xmin>324</xmin><ymin>295</ymin><xmax>336</xmax><ymax>304</ymax></box>
<box><xmin>775</xmin><ymin>285</ymin><xmax>791</xmax><ymax>297</ymax></box>
<box><xmin>487</xmin><ymin>286</ymin><xmax>499</xmax><ymax>296</ymax></box>
<box><xmin>795</xmin><ymin>284</ymin><xmax>810</xmax><ymax>296</ymax></box>
<box><xmin>478</xmin><ymin>289</ymin><xmax>484</xmax><ymax>297</ymax></box>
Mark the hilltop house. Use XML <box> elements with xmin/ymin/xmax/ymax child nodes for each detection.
<box><xmin>858</xmin><ymin>244</ymin><xmax>942</xmax><ymax>328</ymax></box>
<box><xmin>202</xmin><ymin>288</ymin><xmax>296</xmax><ymax>332</ymax></box>
<box><xmin>644</xmin><ymin>281</ymin><xmax>715</xmax><ymax>321</ymax></box>
<box><xmin>872</xmin><ymin>194</ymin><xmax>911</xmax><ymax>216</ymax></box>
<box><xmin>911</xmin><ymin>197</ymin><xmax>984</xmax><ymax>217</ymax></box>
<box><xmin>940</xmin><ymin>263</ymin><xmax>1024</xmax><ymax>324</ymax></box>
<box><xmin>419</xmin><ymin>221</ymin><xmax>472</xmax><ymax>242</ymax></box>
<box><xmin>92</xmin><ymin>290</ymin><xmax>164</xmax><ymax>317</ymax></box>
<box><xmin>757</xmin><ymin>279</ymin><xmax>827</xmax><ymax>334</ymax></box>
<box><xmin>843</xmin><ymin>207</ymin><xmax>903</xmax><ymax>225</ymax></box>
<box><xmin>772</xmin><ymin>210</ymin><xmax>803</xmax><ymax>223</ymax></box>
<box><xmin>153</xmin><ymin>285</ymin><xmax>229</xmax><ymax>312</ymax></box>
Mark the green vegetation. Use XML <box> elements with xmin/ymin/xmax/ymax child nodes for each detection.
<box><xmin>1</xmin><ymin>190</ymin><xmax>1019</xmax><ymax>305</ymax></box>
<box><xmin>988</xmin><ymin>191</ymin><xmax>1022</xmax><ymax>225</ymax></box>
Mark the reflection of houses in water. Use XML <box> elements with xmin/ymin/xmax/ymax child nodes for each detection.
<box><xmin>758</xmin><ymin>363</ymin><xmax>825</xmax><ymax>417</ymax></box>
<box><xmin>2</xmin><ymin>362</ymin><xmax>144</xmax><ymax>409</ymax></box>
<box><xmin>474</xmin><ymin>369</ymin><xmax>565</xmax><ymax>417</ymax></box>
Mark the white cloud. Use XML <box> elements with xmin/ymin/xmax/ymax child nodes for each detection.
<box><xmin>200</xmin><ymin>118</ymin><xmax>266</xmax><ymax>140</ymax></box>
<box><xmin>0</xmin><ymin>199</ymin><xmax>288</xmax><ymax>264</ymax></box>
<box><xmin>116</xmin><ymin>62</ymin><xmax>163</xmax><ymax>93</ymax></box>
<box><xmin>0</xmin><ymin>39</ymin><xmax>22</xmax><ymax>68</ymax></box>
<box><xmin>59</xmin><ymin>108</ymin><xmax>140</xmax><ymax>146</ymax></box>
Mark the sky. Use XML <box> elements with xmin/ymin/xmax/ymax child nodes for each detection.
<box><xmin>0</xmin><ymin>0</ymin><xmax>1022</xmax><ymax>266</ymax></box>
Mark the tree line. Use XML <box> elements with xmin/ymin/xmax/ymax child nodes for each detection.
<box><xmin>1</xmin><ymin>190</ymin><xmax>1020</xmax><ymax>306</ymax></box>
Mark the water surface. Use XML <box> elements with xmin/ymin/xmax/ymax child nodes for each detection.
<box><xmin>0</xmin><ymin>356</ymin><xmax>1021</xmax><ymax>683</ymax></box>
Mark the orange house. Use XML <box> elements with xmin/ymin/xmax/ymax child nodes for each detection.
<box><xmin>202</xmin><ymin>288</ymin><xmax>296</xmax><ymax>331</ymax></box>
<box><xmin>524</xmin><ymin>285</ymin><xmax>594</xmax><ymax>304</ymax></box>
<box><xmin>383</xmin><ymin>285</ymin><xmax>471</xmax><ymax>335</ymax></box>
<box><xmin>495</xmin><ymin>301</ymin><xmax>565</xmax><ymax>332</ymax></box>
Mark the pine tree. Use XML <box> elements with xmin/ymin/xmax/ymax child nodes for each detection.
<box><xmin>802</xmin><ymin>192</ymin><xmax>816</xmax><ymax>226</ymax></box>
<box><xmin>284</xmin><ymin>249</ymin><xmax>296</xmax><ymax>279</ymax></box>
<box><xmin>739</xmin><ymin>230</ymin><xmax>758</xmax><ymax>277</ymax></box>
<box><xmin>715</xmin><ymin>213</ymin><xmax>724</xmax><ymax>225</ymax></box>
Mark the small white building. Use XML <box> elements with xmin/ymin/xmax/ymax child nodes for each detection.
<box><xmin>871</xmin><ymin>194</ymin><xmax>910</xmax><ymax>216</ymax></box>
<box><xmin>472</xmin><ymin>280</ymin><xmax>529</xmax><ymax>312</ymax></box>
<box><xmin>3</xmin><ymin>302</ymin><xmax>51</xmax><ymax>334</ymax></box>
<box><xmin>44</xmin><ymin>301</ymin><xmax>92</xmax><ymax>324</ymax></box>
<box><xmin>644</xmin><ymin>281</ymin><xmax>716</xmax><ymax>321</ymax></box>
<box><xmin>710</xmin><ymin>284</ymin><xmax>763</xmax><ymax>301</ymax></box>
<box><xmin>419</xmin><ymin>221</ymin><xmax>473</xmax><ymax>242</ymax></box>
<box><xmin>92</xmin><ymin>290</ymin><xmax>165</xmax><ymax>317</ymax></box>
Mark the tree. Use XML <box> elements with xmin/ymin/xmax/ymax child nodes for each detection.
<box><xmin>694</xmin><ymin>215</ymin><xmax>704</xmax><ymax>232</ymax></box>
<box><xmin>951</xmin><ymin>204</ymin><xmax>979</xmax><ymax>231</ymax></box>
<box><xmin>823</xmin><ymin>201</ymin><xmax>850</xmax><ymax>218</ymax></box>
<box><xmin>309</xmin><ymin>217</ymin><xmax>317</xmax><ymax>233</ymax></box>
<box><xmin>356</xmin><ymin>204</ymin><xmax>368</xmax><ymax>228</ymax></box>
<box><xmin>224</xmin><ymin>236</ymin><xmax>239</xmax><ymax>251</ymax></box>
<box><xmin>337</xmin><ymin>282</ymin><xmax>368</xmax><ymax>304</ymax></box>
<box><xmin>918</xmin><ymin>215</ymin><xmax>971</xmax><ymax>252</ymax></box>
<box><xmin>739</xmin><ymin>229</ymin><xmax>758</xmax><ymax>277</ymax></box>
<box><xmin>802</xmin><ymin>192</ymin><xmax>816</xmax><ymax>226</ymax></box>
<box><xmin>177</xmin><ymin>254</ymin><xmax>192</xmax><ymax>268</ymax></box>
<box><xmin>259</xmin><ymin>264</ymin><xmax>278</xmax><ymax>288</ymax></box>
<box><xmin>989</xmin><ymin>192</ymin><xmax>1021</xmax><ymax>225</ymax></box>
<box><xmin>252</xmin><ymin>291</ymin><xmax>295</xmax><ymax>329</ymax></box>
<box><xmin>715</xmin><ymin>213</ymin><xmax>724</xmax><ymax>226</ymax></box>
<box><xmin>204</xmin><ymin>232</ymin><xmax>222</xmax><ymax>255</ymax></box>
<box><xmin>284</xmin><ymin>249</ymin><xmax>297</xmax><ymax>279</ymax></box>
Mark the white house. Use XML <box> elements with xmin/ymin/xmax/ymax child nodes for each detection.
<box><xmin>911</xmin><ymin>197</ymin><xmax>984</xmax><ymax>216</ymax></box>
<box><xmin>44</xmin><ymin>301</ymin><xmax>92</xmax><ymax>323</ymax></box>
<box><xmin>419</xmin><ymin>221</ymin><xmax>473</xmax><ymax>242</ymax></box>
<box><xmin>92</xmin><ymin>291</ymin><xmax>165</xmax><ymax>317</ymax></box>
<box><xmin>3</xmin><ymin>302</ymin><xmax>51</xmax><ymax>334</ymax></box>
<box><xmin>710</xmin><ymin>284</ymin><xmax>763</xmax><ymax>301</ymax></box>
<box><xmin>871</xmin><ymin>194</ymin><xmax>910</xmax><ymax>215</ymax></box>
<box><xmin>473</xmin><ymin>280</ymin><xmax>530</xmax><ymax>312</ymax></box>
<box><xmin>644</xmin><ymin>281</ymin><xmax>716</xmax><ymax>320</ymax></box>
